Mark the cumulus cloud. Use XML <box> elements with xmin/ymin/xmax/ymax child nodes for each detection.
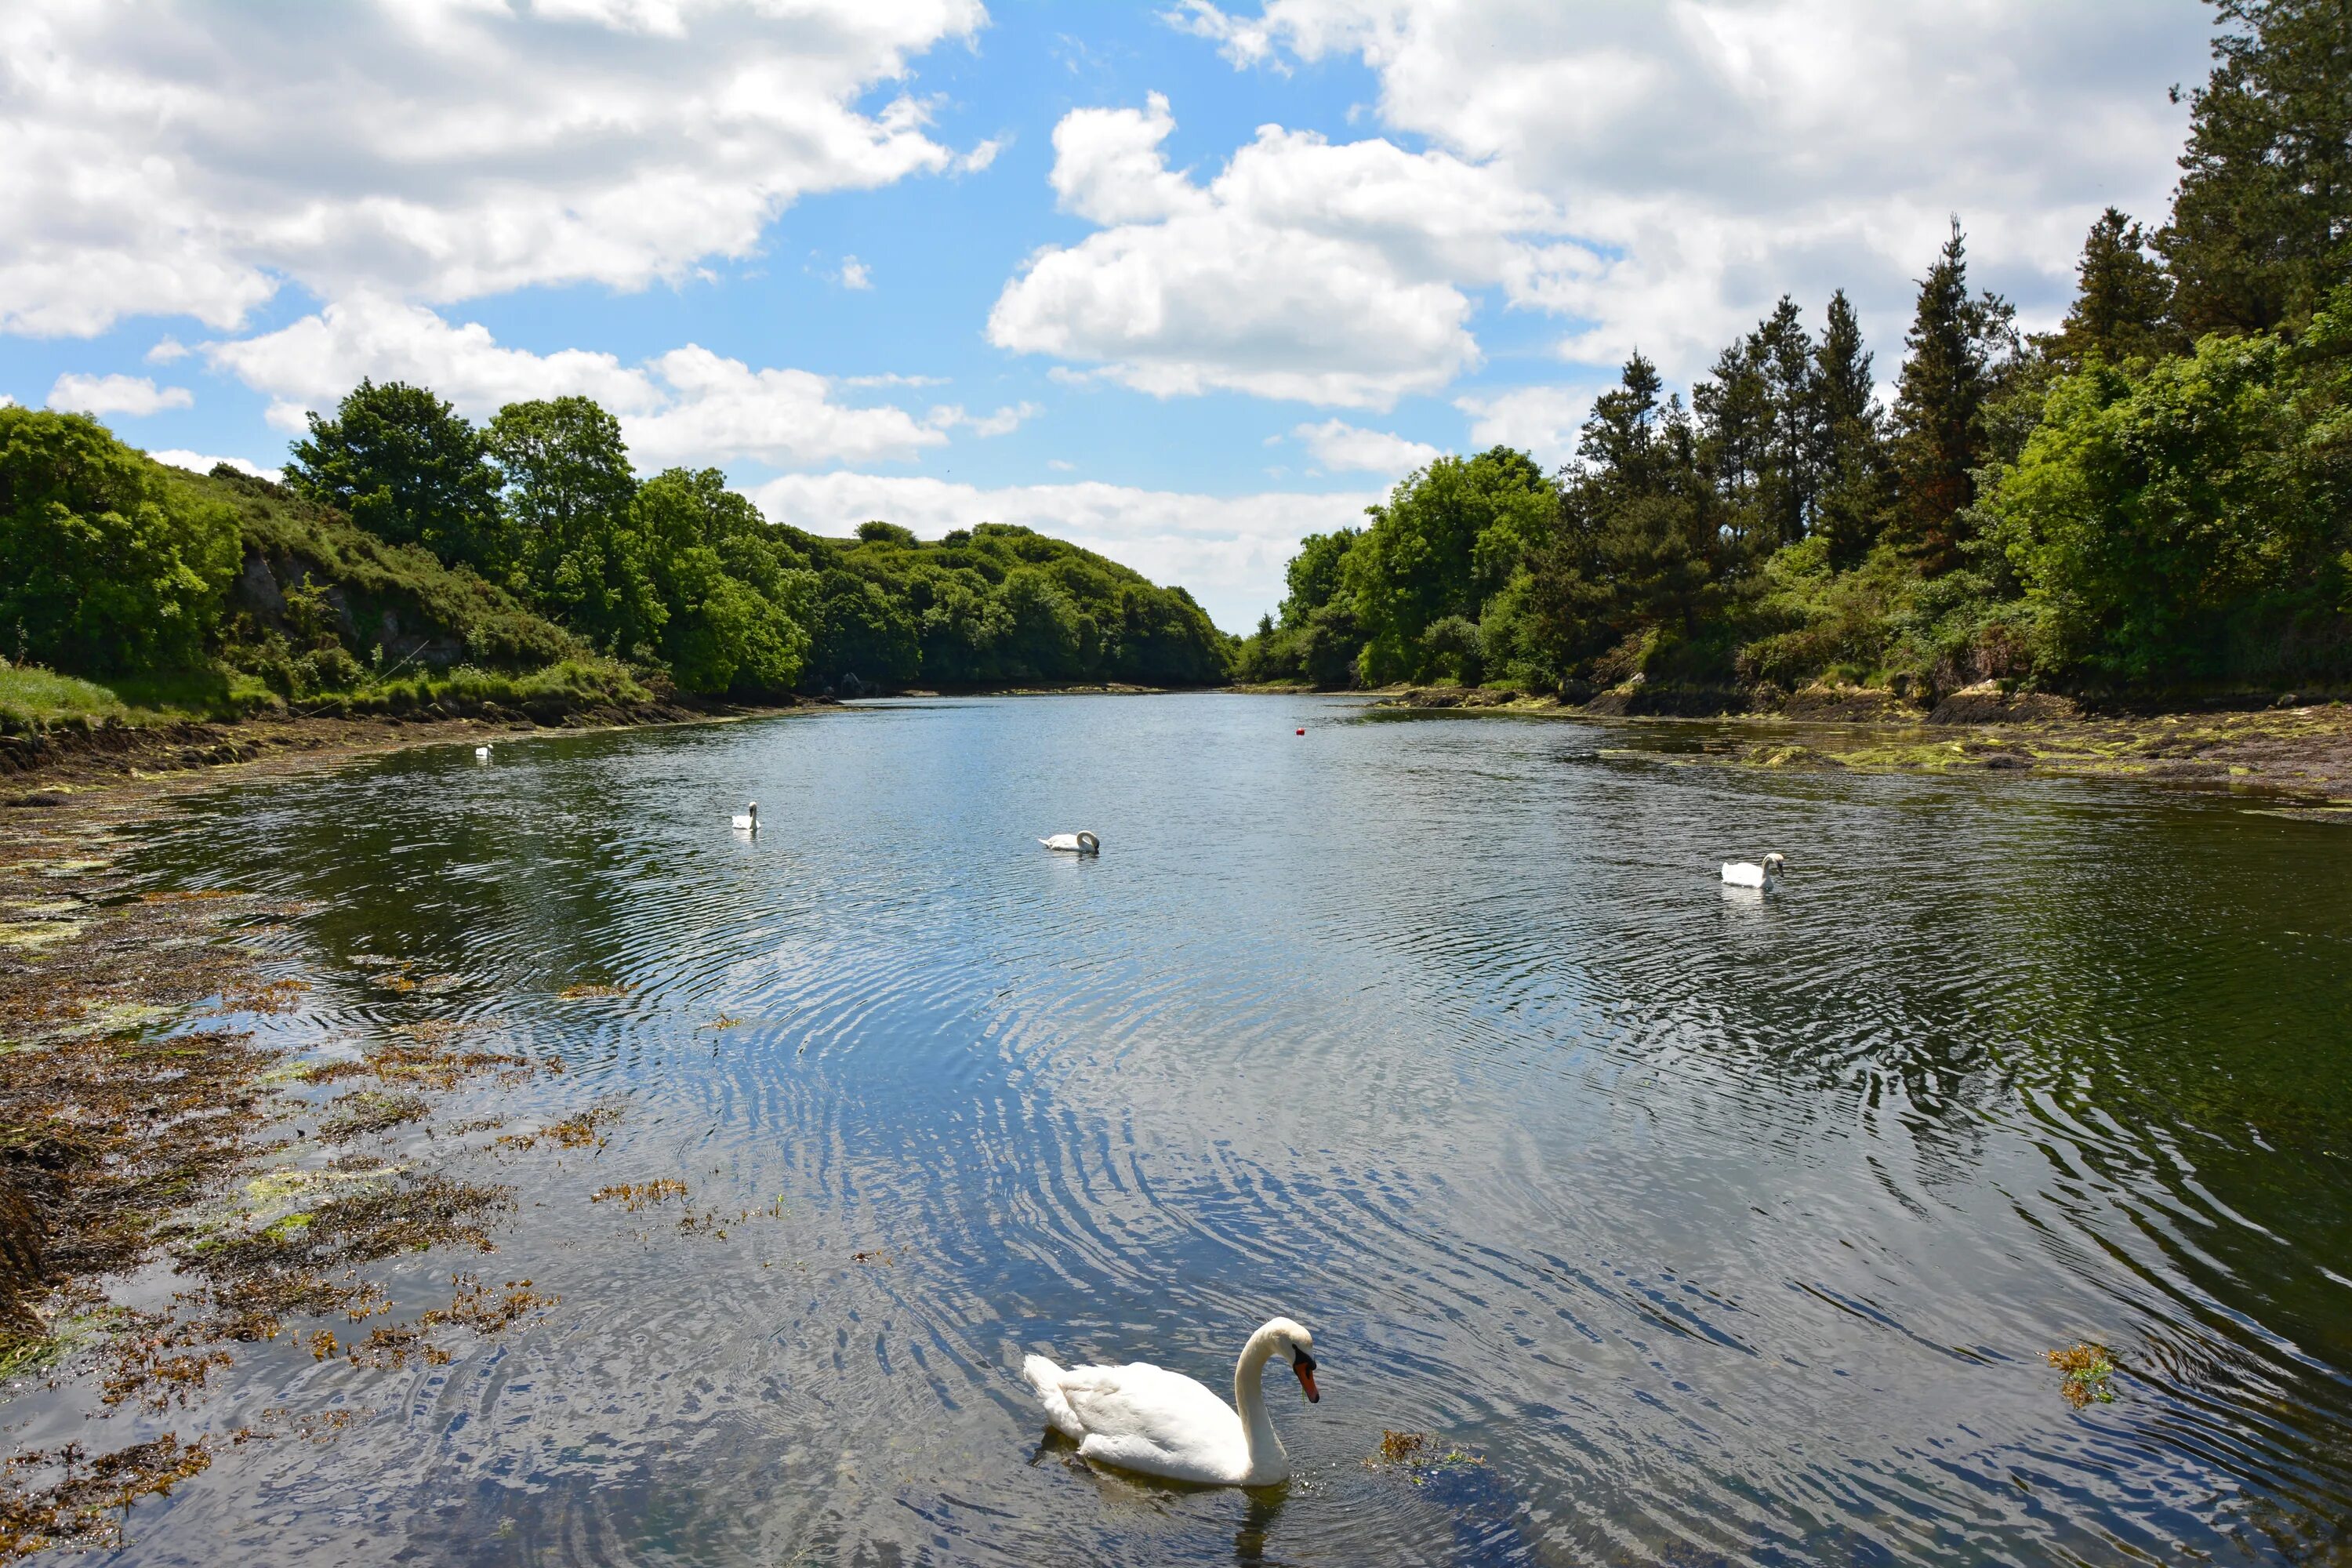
<box><xmin>1292</xmin><ymin>418</ymin><xmax>1439</xmax><ymax>474</ymax></box>
<box><xmin>748</xmin><ymin>470</ymin><xmax>1378</xmax><ymax>627</ymax></box>
<box><xmin>1178</xmin><ymin>0</ymin><xmax>2210</xmax><ymax>377</ymax></box>
<box><xmin>927</xmin><ymin>401</ymin><xmax>1043</xmax><ymax>437</ymax></box>
<box><xmin>1454</xmin><ymin>386</ymin><xmax>1593</xmax><ymax>469</ymax></box>
<box><xmin>989</xmin><ymin>93</ymin><xmax>1592</xmax><ymax>408</ymax></box>
<box><xmin>837</xmin><ymin>257</ymin><xmax>874</xmax><ymax>291</ymax></box>
<box><xmin>0</xmin><ymin>0</ymin><xmax>987</xmax><ymax>336</ymax></box>
<box><xmin>47</xmin><ymin>373</ymin><xmax>194</xmax><ymax>417</ymax></box>
<box><xmin>151</xmin><ymin>449</ymin><xmax>282</xmax><ymax>485</ymax></box>
<box><xmin>207</xmin><ymin>296</ymin><xmax>949</xmax><ymax>466</ymax></box>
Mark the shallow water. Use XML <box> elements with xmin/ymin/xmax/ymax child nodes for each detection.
<box><xmin>29</xmin><ymin>694</ymin><xmax>2352</xmax><ymax>1565</ymax></box>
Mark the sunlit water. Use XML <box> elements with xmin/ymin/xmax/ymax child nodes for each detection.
<box><xmin>26</xmin><ymin>694</ymin><xmax>2352</xmax><ymax>1565</ymax></box>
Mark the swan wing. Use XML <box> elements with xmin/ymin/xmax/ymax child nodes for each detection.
<box><xmin>1052</xmin><ymin>1362</ymin><xmax>1244</xmax><ymax>1479</ymax></box>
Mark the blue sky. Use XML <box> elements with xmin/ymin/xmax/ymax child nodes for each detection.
<box><xmin>0</xmin><ymin>1</ymin><xmax>2214</xmax><ymax>629</ymax></box>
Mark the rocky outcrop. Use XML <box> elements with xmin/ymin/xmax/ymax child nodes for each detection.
<box><xmin>1928</xmin><ymin>681</ymin><xmax>2081</xmax><ymax>726</ymax></box>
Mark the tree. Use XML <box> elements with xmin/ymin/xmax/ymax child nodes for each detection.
<box><xmin>0</xmin><ymin>410</ymin><xmax>241</xmax><ymax>673</ymax></box>
<box><xmin>1889</xmin><ymin>219</ymin><xmax>2017</xmax><ymax>573</ymax></box>
<box><xmin>1345</xmin><ymin>448</ymin><xmax>1555</xmax><ymax>683</ymax></box>
<box><xmin>488</xmin><ymin>397</ymin><xmax>662</xmax><ymax>658</ymax></box>
<box><xmin>2049</xmin><ymin>209</ymin><xmax>2177</xmax><ymax>367</ymax></box>
<box><xmin>1811</xmin><ymin>289</ymin><xmax>1893</xmax><ymax>568</ymax></box>
<box><xmin>2159</xmin><ymin>0</ymin><xmax>2352</xmax><ymax>336</ymax></box>
<box><xmin>635</xmin><ymin>467</ymin><xmax>811</xmax><ymax>695</ymax></box>
<box><xmin>1696</xmin><ymin>296</ymin><xmax>1819</xmax><ymax>560</ymax></box>
<box><xmin>285</xmin><ymin>379</ymin><xmax>506</xmax><ymax>575</ymax></box>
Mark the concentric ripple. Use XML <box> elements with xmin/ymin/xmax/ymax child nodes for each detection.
<box><xmin>50</xmin><ymin>694</ymin><xmax>2352</xmax><ymax>1566</ymax></box>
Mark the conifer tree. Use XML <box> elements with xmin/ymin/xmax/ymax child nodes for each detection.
<box><xmin>2158</xmin><ymin>0</ymin><xmax>2352</xmax><ymax>336</ymax></box>
<box><xmin>1889</xmin><ymin>220</ymin><xmax>2014</xmax><ymax>574</ymax></box>
<box><xmin>1809</xmin><ymin>289</ymin><xmax>1891</xmax><ymax>569</ymax></box>
<box><xmin>2050</xmin><ymin>208</ymin><xmax>2176</xmax><ymax>366</ymax></box>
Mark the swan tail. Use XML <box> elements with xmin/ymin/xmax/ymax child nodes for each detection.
<box><xmin>1023</xmin><ymin>1354</ymin><xmax>1086</xmax><ymax>1439</ymax></box>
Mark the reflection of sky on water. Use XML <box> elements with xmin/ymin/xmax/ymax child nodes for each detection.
<box><xmin>32</xmin><ymin>693</ymin><xmax>2351</xmax><ymax>1566</ymax></box>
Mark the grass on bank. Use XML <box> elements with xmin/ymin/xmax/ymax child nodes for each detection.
<box><xmin>0</xmin><ymin>656</ymin><xmax>651</xmax><ymax>735</ymax></box>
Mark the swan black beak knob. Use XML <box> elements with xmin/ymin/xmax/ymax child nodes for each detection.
<box><xmin>1294</xmin><ymin>1350</ymin><xmax>1319</xmax><ymax>1403</ymax></box>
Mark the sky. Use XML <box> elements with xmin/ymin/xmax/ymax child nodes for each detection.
<box><xmin>0</xmin><ymin>0</ymin><xmax>2217</xmax><ymax>631</ymax></box>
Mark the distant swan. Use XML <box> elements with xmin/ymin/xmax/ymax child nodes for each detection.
<box><xmin>1040</xmin><ymin>831</ymin><xmax>1100</xmax><ymax>855</ymax></box>
<box><xmin>474</xmin><ymin>744</ymin><xmax>492</xmax><ymax>760</ymax></box>
<box><xmin>732</xmin><ymin>801</ymin><xmax>759</xmax><ymax>832</ymax></box>
<box><xmin>1024</xmin><ymin>1316</ymin><xmax>1319</xmax><ymax>1486</ymax></box>
<box><xmin>1722</xmin><ymin>851</ymin><xmax>1786</xmax><ymax>889</ymax></box>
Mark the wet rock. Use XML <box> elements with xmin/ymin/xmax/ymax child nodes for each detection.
<box><xmin>1783</xmin><ymin>684</ymin><xmax>1922</xmax><ymax>723</ymax></box>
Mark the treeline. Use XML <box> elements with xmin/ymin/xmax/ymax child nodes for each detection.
<box><xmin>1243</xmin><ymin>0</ymin><xmax>2352</xmax><ymax>701</ymax></box>
<box><xmin>0</xmin><ymin>385</ymin><xmax>1229</xmax><ymax>705</ymax></box>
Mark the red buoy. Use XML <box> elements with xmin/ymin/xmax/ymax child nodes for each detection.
<box><xmin>1295</xmin><ymin>728</ymin><xmax>1305</xmax><ymax>735</ymax></box>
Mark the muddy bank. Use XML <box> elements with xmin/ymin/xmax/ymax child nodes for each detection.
<box><xmin>0</xmin><ymin>702</ymin><xmax>818</xmax><ymax>1559</ymax></box>
<box><xmin>0</xmin><ymin>693</ymin><xmax>816</xmax><ymax>799</ymax></box>
<box><xmin>1369</xmin><ymin>682</ymin><xmax>2352</xmax><ymax>811</ymax></box>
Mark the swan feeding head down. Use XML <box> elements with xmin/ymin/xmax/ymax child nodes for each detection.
<box><xmin>1040</xmin><ymin>830</ymin><xmax>1101</xmax><ymax>855</ymax></box>
<box><xmin>1722</xmin><ymin>851</ymin><xmax>1787</xmax><ymax>889</ymax></box>
<box><xmin>474</xmin><ymin>744</ymin><xmax>492</xmax><ymax>760</ymax></box>
<box><xmin>732</xmin><ymin>801</ymin><xmax>758</xmax><ymax>832</ymax></box>
<box><xmin>1025</xmin><ymin>1317</ymin><xmax>1319</xmax><ymax>1486</ymax></box>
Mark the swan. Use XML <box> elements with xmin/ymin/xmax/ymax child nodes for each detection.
<box><xmin>1722</xmin><ymin>851</ymin><xmax>1786</xmax><ymax>889</ymax></box>
<box><xmin>732</xmin><ymin>800</ymin><xmax>758</xmax><ymax>832</ymax></box>
<box><xmin>1040</xmin><ymin>830</ymin><xmax>1100</xmax><ymax>855</ymax></box>
<box><xmin>474</xmin><ymin>744</ymin><xmax>492</xmax><ymax>760</ymax></box>
<box><xmin>1024</xmin><ymin>1317</ymin><xmax>1319</xmax><ymax>1486</ymax></box>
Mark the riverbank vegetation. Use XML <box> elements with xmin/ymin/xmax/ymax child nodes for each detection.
<box><xmin>1</xmin><ymin>391</ymin><xmax>1228</xmax><ymax>731</ymax></box>
<box><xmin>1240</xmin><ymin>0</ymin><xmax>2352</xmax><ymax>709</ymax></box>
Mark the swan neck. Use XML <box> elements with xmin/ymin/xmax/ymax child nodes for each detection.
<box><xmin>1233</xmin><ymin>1324</ymin><xmax>1286</xmax><ymax>1475</ymax></box>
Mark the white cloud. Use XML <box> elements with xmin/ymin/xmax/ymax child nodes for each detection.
<box><xmin>922</xmin><ymin>401</ymin><xmax>1044</xmax><ymax>439</ymax></box>
<box><xmin>989</xmin><ymin>94</ymin><xmax>1591</xmax><ymax>408</ymax></box>
<box><xmin>1178</xmin><ymin>1</ymin><xmax>2210</xmax><ymax>377</ymax></box>
<box><xmin>151</xmin><ymin>449</ymin><xmax>282</xmax><ymax>485</ymax></box>
<box><xmin>46</xmin><ymin>372</ymin><xmax>194</xmax><ymax>417</ymax></box>
<box><xmin>748</xmin><ymin>471</ymin><xmax>1378</xmax><ymax>628</ymax></box>
<box><xmin>837</xmin><ymin>257</ymin><xmax>874</xmax><ymax>291</ymax></box>
<box><xmin>1292</xmin><ymin>417</ymin><xmax>1439</xmax><ymax>474</ymax></box>
<box><xmin>207</xmin><ymin>296</ymin><xmax>948</xmax><ymax>466</ymax></box>
<box><xmin>0</xmin><ymin>0</ymin><xmax>988</xmax><ymax>336</ymax></box>
<box><xmin>145</xmin><ymin>336</ymin><xmax>191</xmax><ymax>365</ymax></box>
<box><xmin>1454</xmin><ymin>386</ymin><xmax>1592</xmax><ymax>469</ymax></box>
<box><xmin>0</xmin><ymin>394</ymin><xmax>16</xmax><ymax>408</ymax></box>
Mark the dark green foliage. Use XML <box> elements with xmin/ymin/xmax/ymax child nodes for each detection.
<box><xmin>1889</xmin><ymin>220</ymin><xmax>2019</xmax><ymax>574</ymax></box>
<box><xmin>1346</xmin><ymin>447</ymin><xmax>1556</xmax><ymax>684</ymax></box>
<box><xmin>636</xmin><ymin>467</ymin><xmax>812</xmax><ymax>696</ymax></box>
<box><xmin>2160</xmin><ymin>0</ymin><xmax>2352</xmax><ymax>336</ymax></box>
<box><xmin>0</xmin><ymin>409</ymin><xmax>241</xmax><ymax>673</ymax></box>
<box><xmin>2048</xmin><ymin>209</ymin><xmax>2179</xmax><ymax>368</ymax></box>
<box><xmin>285</xmin><ymin>380</ymin><xmax>507</xmax><ymax>575</ymax></box>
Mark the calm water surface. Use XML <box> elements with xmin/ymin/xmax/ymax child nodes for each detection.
<box><xmin>36</xmin><ymin>695</ymin><xmax>2352</xmax><ymax>1564</ymax></box>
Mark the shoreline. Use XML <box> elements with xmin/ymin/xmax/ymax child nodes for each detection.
<box><xmin>1356</xmin><ymin>683</ymin><xmax>2352</xmax><ymax>813</ymax></box>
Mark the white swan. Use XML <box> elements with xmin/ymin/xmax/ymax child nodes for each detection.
<box><xmin>1040</xmin><ymin>830</ymin><xmax>1101</xmax><ymax>855</ymax></box>
<box><xmin>474</xmin><ymin>744</ymin><xmax>492</xmax><ymax>760</ymax></box>
<box><xmin>1722</xmin><ymin>851</ymin><xmax>1786</xmax><ymax>889</ymax></box>
<box><xmin>1024</xmin><ymin>1317</ymin><xmax>1319</xmax><ymax>1486</ymax></box>
<box><xmin>731</xmin><ymin>800</ymin><xmax>759</xmax><ymax>832</ymax></box>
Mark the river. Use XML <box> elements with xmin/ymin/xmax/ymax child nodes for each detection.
<box><xmin>47</xmin><ymin>694</ymin><xmax>2352</xmax><ymax>1564</ymax></box>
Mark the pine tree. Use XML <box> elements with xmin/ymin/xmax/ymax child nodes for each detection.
<box><xmin>1809</xmin><ymin>289</ymin><xmax>1891</xmax><ymax>569</ymax></box>
<box><xmin>2158</xmin><ymin>0</ymin><xmax>2352</xmax><ymax>336</ymax></box>
<box><xmin>1889</xmin><ymin>220</ymin><xmax>2013</xmax><ymax>574</ymax></box>
<box><xmin>2050</xmin><ymin>208</ymin><xmax>2176</xmax><ymax>366</ymax></box>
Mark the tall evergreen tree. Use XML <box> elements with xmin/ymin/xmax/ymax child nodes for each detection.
<box><xmin>1889</xmin><ymin>220</ymin><xmax>2016</xmax><ymax>574</ymax></box>
<box><xmin>2158</xmin><ymin>0</ymin><xmax>2352</xmax><ymax>336</ymax></box>
<box><xmin>1809</xmin><ymin>289</ymin><xmax>1892</xmax><ymax>569</ymax></box>
<box><xmin>2050</xmin><ymin>208</ymin><xmax>2176</xmax><ymax>366</ymax></box>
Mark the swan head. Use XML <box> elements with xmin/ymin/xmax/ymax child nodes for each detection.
<box><xmin>1076</xmin><ymin>830</ymin><xmax>1099</xmax><ymax>854</ymax></box>
<box><xmin>1263</xmin><ymin>1318</ymin><xmax>1319</xmax><ymax>1403</ymax></box>
<box><xmin>1762</xmin><ymin>852</ymin><xmax>1786</xmax><ymax>871</ymax></box>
